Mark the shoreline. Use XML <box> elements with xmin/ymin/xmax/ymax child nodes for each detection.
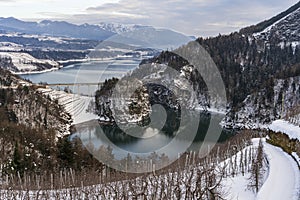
<box><xmin>11</xmin><ymin>57</ymin><xmax>118</xmax><ymax>75</ymax></box>
<box><xmin>12</xmin><ymin>67</ymin><xmax>61</xmax><ymax>75</ymax></box>
<box><xmin>58</xmin><ymin>57</ymin><xmax>115</xmax><ymax>67</ymax></box>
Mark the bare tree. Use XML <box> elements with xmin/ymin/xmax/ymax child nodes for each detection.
<box><xmin>248</xmin><ymin>139</ymin><xmax>266</xmax><ymax>193</ymax></box>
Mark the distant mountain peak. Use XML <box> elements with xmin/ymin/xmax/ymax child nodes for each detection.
<box><xmin>0</xmin><ymin>18</ymin><xmax>114</xmax><ymax>40</ymax></box>
<box><xmin>0</xmin><ymin>17</ymin><xmax>19</xmax><ymax>21</ymax></box>
<box><xmin>97</xmin><ymin>22</ymin><xmax>145</xmax><ymax>34</ymax></box>
<box><xmin>39</xmin><ymin>20</ymin><xmax>75</xmax><ymax>26</ymax></box>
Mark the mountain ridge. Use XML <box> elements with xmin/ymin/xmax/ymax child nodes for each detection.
<box><xmin>240</xmin><ymin>1</ymin><xmax>300</xmax><ymax>35</ymax></box>
<box><xmin>0</xmin><ymin>17</ymin><xmax>192</xmax><ymax>49</ymax></box>
<box><xmin>0</xmin><ymin>17</ymin><xmax>115</xmax><ymax>40</ymax></box>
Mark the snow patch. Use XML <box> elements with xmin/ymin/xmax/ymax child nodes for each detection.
<box><xmin>257</xmin><ymin>142</ymin><xmax>300</xmax><ymax>200</ymax></box>
<box><xmin>268</xmin><ymin>119</ymin><xmax>300</xmax><ymax>141</ymax></box>
<box><xmin>223</xmin><ymin>139</ymin><xmax>300</xmax><ymax>200</ymax></box>
<box><xmin>0</xmin><ymin>52</ymin><xmax>60</xmax><ymax>73</ymax></box>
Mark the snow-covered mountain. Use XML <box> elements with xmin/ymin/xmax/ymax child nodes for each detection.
<box><xmin>226</xmin><ymin>1</ymin><xmax>300</xmax><ymax>128</ymax></box>
<box><xmin>255</xmin><ymin>8</ymin><xmax>300</xmax><ymax>42</ymax></box>
<box><xmin>242</xmin><ymin>1</ymin><xmax>300</xmax><ymax>44</ymax></box>
<box><xmin>98</xmin><ymin>22</ymin><xmax>193</xmax><ymax>49</ymax></box>
<box><xmin>253</xmin><ymin>7</ymin><xmax>300</xmax><ymax>49</ymax></box>
<box><xmin>0</xmin><ymin>18</ymin><xmax>192</xmax><ymax>50</ymax></box>
<box><xmin>106</xmin><ymin>26</ymin><xmax>193</xmax><ymax>50</ymax></box>
<box><xmin>98</xmin><ymin>22</ymin><xmax>145</xmax><ymax>34</ymax></box>
<box><xmin>0</xmin><ymin>17</ymin><xmax>114</xmax><ymax>40</ymax></box>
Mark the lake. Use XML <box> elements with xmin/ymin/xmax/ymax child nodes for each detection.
<box><xmin>22</xmin><ymin>57</ymin><xmax>232</xmax><ymax>172</ymax></box>
<box><xmin>72</xmin><ymin>110</ymin><xmax>233</xmax><ymax>172</ymax></box>
<box><xmin>21</xmin><ymin>57</ymin><xmax>140</xmax><ymax>96</ymax></box>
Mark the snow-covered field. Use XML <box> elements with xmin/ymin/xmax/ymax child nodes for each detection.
<box><xmin>0</xmin><ymin>42</ymin><xmax>23</xmax><ymax>51</ymax></box>
<box><xmin>0</xmin><ymin>32</ymin><xmax>69</xmax><ymax>44</ymax></box>
<box><xmin>225</xmin><ymin>139</ymin><xmax>300</xmax><ymax>200</ymax></box>
<box><xmin>0</xmin><ymin>52</ymin><xmax>60</xmax><ymax>73</ymax></box>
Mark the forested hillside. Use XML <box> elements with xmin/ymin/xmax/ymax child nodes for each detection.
<box><xmin>196</xmin><ymin>32</ymin><xmax>300</xmax><ymax>127</ymax></box>
<box><xmin>0</xmin><ymin>69</ymin><xmax>104</xmax><ymax>178</ymax></box>
<box><xmin>95</xmin><ymin>3</ymin><xmax>300</xmax><ymax>128</ymax></box>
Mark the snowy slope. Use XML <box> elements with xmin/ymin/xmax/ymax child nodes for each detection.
<box><xmin>224</xmin><ymin>174</ymin><xmax>256</xmax><ymax>200</ymax></box>
<box><xmin>98</xmin><ymin>22</ymin><xmax>142</xmax><ymax>34</ymax></box>
<box><xmin>0</xmin><ymin>42</ymin><xmax>23</xmax><ymax>51</ymax></box>
<box><xmin>37</xmin><ymin>88</ymin><xmax>98</xmax><ymax>125</ymax></box>
<box><xmin>224</xmin><ymin>139</ymin><xmax>300</xmax><ymax>200</ymax></box>
<box><xmin>254</xmin><ymin>6</ymin><xmax>300</xmax><ymax>36</ymax></box>
<box><xmin>268</xmin><ymin>119</ymin><xmax>300</xmax><ymax>141</ymax></box>
<box><xmin>0</xmin><ymin>52</ymin><xmax>60</xmax><ymax>73</ymax></box>
<box><xmin>253</xmin><ymin>4</ymin><xmax>300</xmax><ymax>45</ymax></box>
<box><xmin>0</xmin><ymin>137</ymin><xmax>298</xmax><ymax>199</ymax></box>
<box><xmin>257</xmin><ymin>142</ymin><xmax>300</xmax><ymax>200</ymax></box>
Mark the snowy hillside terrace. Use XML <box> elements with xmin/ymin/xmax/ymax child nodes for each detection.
<box><xmin>0</xmin><ymin>135</ymin><xmax>298</xmax><ymax>200</ymax></box>
<box><xmin>37</xmin><ymin>88</ymin><xmax>98</xmax><ymax>126</ymax></box>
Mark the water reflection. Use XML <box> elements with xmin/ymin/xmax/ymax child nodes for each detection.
<box><xmin>73</xmin><ymin>111</ymin><xmax>234</xmax><ymax>160</ymax></box>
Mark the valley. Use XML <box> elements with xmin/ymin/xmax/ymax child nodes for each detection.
<box><xmin>0</xmin><ymin>1</ymin><xmax>299</xmax><ymax>200</ymax></box>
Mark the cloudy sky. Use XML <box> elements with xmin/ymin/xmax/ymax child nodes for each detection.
<box><xmin>0</xmin><ymin>0</ymin><xmax>298</xmax><ymax>37</ymax></box>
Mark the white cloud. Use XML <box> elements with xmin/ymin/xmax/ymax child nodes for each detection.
<box><xmin>81</xmin><ymin>0</ymin><xmax>300</xmax><ymax>36</ymax></box>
